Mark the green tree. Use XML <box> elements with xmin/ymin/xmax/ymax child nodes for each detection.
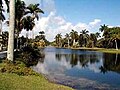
<box><xmin>70</xmin><ymin>29</ymin><xmax>78</xmax><ymax>46</ymax></box>
<box><xmin>99</xmin><ymin>24</ymin><xmax>109</xmax><ymax>38</ymax></box>
<box><xmin>55</xmin><ymin>33</ymin><xmax>62</xmax><ymax>47</ymax></box>
<box><xmin>80</xmin><ymin>29</ymin><xmax>89</xmax><ymax>47</ymax></box>
<box><xmin>21</xmin><ymin>16</ymin><xmax>35</xmax><ymax>38</ymax></box>
<box><xmin>27</xmin><ymin>4</ymin><xmax>44</xmax><ymax>39</ymax></box>
<box><xmin>65</xmin><ymin>33</ymin><xmax>70</xmax><ymax>47</ymax></box>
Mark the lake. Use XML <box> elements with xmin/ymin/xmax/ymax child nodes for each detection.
<box><xmin>32</xmin><ymin>47</ymin><xmax>120</xmax><ymax>90</ymax></box>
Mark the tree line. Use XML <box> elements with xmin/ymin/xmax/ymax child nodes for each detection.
<box><xmin>53</xmin><ymin>24</ymin><xmax>120</xmax><ymax>50</ymax></box>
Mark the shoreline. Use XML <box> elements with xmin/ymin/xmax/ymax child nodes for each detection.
<box><xmin>55</xmin><ymin>46</ymin><xmax>120</xmax><ymax>54</ymax></box>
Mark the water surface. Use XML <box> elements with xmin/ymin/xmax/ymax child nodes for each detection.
<box><xmin>33</xmin><ymin>47</ymin><xmax>120</xmax><ymax>89</ymax></box>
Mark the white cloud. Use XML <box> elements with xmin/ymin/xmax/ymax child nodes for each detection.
<box><xmin>89</xmin><ymin>19</ymin><xmax>101</xmax><ymax>26</ymax></box>
<box><xmin>20</xmin><ymin>11</ymin><xmax>102</xmax><ymax>41</ymax></box>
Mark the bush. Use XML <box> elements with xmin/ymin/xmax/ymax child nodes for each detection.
<box><xmin>15</xmin><ymin>44</ymin><xmax>45</xmax><ymax>67</ymax></box>
<box><xmin>0</xmin><ymin>60</ymin><xmax>39</xmax><ymax>76</ymax></box>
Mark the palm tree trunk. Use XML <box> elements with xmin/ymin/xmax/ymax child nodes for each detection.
<box><xmin>73</xmin><ymin>39</ymin><xmax>75</xmax><ymax>46</ymax></box>
<box><xmin>115</xmin><ymin>39</ymin><xmax>118</xmax><ymax>50</ymax></box>
<box><xmin>68</xmin><ymin>39</ymin><xmax>69</xmax><ymax>48</ymax></box>
<box><xmin>32</xmin><ymin>30</ymin><xmax>34</xmax><ymax>39</ymax></box>
<box><xmin>7</xmin><ymin>0</ymin><xmax>15</xmax><ymax>61</ymax></box>
<box><xmin>0</xmin><ymin>20</ymin><xmax>2</xmax><ymax>51</ymax></box>
<box><xmin>0</xmin><ymin>20</ymin><xmax>2</xmax><ymax>35</ymax></box>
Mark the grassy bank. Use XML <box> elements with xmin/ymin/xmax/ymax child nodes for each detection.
<box><xmin>70</xmin><ymin>47</ymin><xmax>120</xmax><ymax>54</ymax></box>
<box><xmin>0</xmin><ymin>73</ymin><xmax>73</xmax><ymax>90</ymax></box>
<box><xmin>0</xmin><ymin>61</ymin><xmax>73</xmax><ymax>90</ymax></box>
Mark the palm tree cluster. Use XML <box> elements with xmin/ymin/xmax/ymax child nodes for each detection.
<box><xmin>98</xmin><ymin>24</ymin><xmax>120</xmax><ymax>50</ymax></box>
<box><xmin>54</xmin><ymin>29</ymin><xmax>100</xmax><ymax>48</ymax></box>
<box><xmin>54</xmin><ymin>25</ymin><xmax>120</xmax><ymax>49</ymax></box>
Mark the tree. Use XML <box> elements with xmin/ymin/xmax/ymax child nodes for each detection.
<box><xmin>70</xmin><ymin>29</ymin><xmax>78</xmax><ymax>46</ymax></box>
<box><xmin>80</xmin><ymin>29</ymin><xmax>89</xmax><ymax>47</ymax></box>
<box><xmin>15</xmin><ymin>0</ymin><xmax>26</xmax><ymax>50</ymax></box>
<box><xmin>27</xmin><ymin>4</ymin><xmax>44</xmax><ymax>39</ymax></box>
<box><xmin>21</xmin><ymin>16</ymin><xmax>35</xmax><ymax>38</ymax></box>
<box><xmin>7</xmin><ymin>0</ymin><xmax>15</xmax><ymax>61</ymax></box>
<box><xmin>65</xmin><ymin>33</ymin><xmax>70</xmax><ymax>47</ymax></box>
<box><xmin>55</xmin><ymin>33</ymin><xmax>62</xmax><ymax>47</ymax></box>
<box><xmin>39</xmin><ymin>31</ymin><xmax>45</xmax><ymax>40</ymax></box>
<box><xmin>89</xmin><ymin>33</ymin><xmax>97</xmax><ymax>47</ymax></box>
<box><xmin>99</xmin><ymin>24</ymin><xmax>109</xmax><ymax>38</ymax></box>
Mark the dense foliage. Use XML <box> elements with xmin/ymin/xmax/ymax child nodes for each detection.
<box><xmin>53</xmin><ymin>26</ymin><xmax>120</xmax><ymax>49</ymax></box>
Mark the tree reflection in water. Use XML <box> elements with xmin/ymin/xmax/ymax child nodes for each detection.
<box><xmin>55</xmin><ymin>52</ymin><xmax>120</xmax><ymax>74</ymax></box>
<box><xmin>55</xmin><ymin>53</ymin><xmax>100</xmax><ymax>68</ymax></box>
<box><xmin>100</xmin><ymin>53</ymin><xmax>120</xmax><ymax>74</ymax></box>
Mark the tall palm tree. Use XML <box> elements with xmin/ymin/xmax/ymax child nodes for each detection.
<box><xmin>89</xmin><ymin>33</ymin><xmax>97</xmax><ymax>47</ymax></box>
<box><xmin>55</xmin><ymin>33</ymin><xmax>62</xmax><ymax>47</ymax></box>
<box><xmin>99</xmin><ymin>24</ymin><xmax>109</xmax><ymax>38</ymax></box>
<box><xmin>27</xmin><ymin>4</ymin><xmax>44</xmax><ymax>39</ymax></box>
<box><xmin>15</xmin><ymin>0</ymin><xmax>26</xmax><ymax>50</ymax></box>
<box><xmin>65</xmin><ymin>33</ymin><xmax>70</xmax><ymax>47</ymax></box>
<box><xmin>7</xmin><ymin>0</ymin><xmax>15</xmax><ymax>61</ymax></box>
<box><xmin>22</xmin><ymin>16</ymin><xmax>35</xmax><ymax>38</ymax></box>
<box><xmin>70</xmin><ymin>29</ymin><xmax>78</xmax><ymax>46</ymax></box>
<box><xmin>80</xmin><ymin>29</ymin><xmax>89</xmax><ymax>47</ymax></box>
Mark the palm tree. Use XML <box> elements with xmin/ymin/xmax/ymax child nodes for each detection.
<box><xmin>55</xmin><ymin>33</ymin><xmax>62</xmax><ymax>47</ymax></box>
<box><xmin>65</xmin><ymin>33</ymin><xmax>70</xmax><ymax>47</ymax></box>
<box><xmin>80</xmin><ymin>29</ymin><xmax>89</xmax><ymax>47</ymax></box>
<box><xmin>27</xmin><ymin>4</ymin><xmax>44</xmax><ymax>39</ymax></box>
<box><xmin>15</xmin><ymin>0</ymin><xmax>26</xmax><ymax>50</ymax></box>
<box><xmin>99</xmin><ymin>24</ymin><xmax>109</xmax><ymax>38</ymax></box>
<box><xmin>7</xmin><ymin>0</ymin><xmax>15</xmax><ymax>61</ymax></box>
<box><xmin>89</xmin><ymin>33</ymin><xmax>97</xmax><ymax>47</ymax></box>
<box><xmin>95</xmin><ymin>32</ymin><xmax>101</xmax><ymax>39</ymax></box>
<box><xmin>22</xmin><ymin>16</ymin><xmax>35</xmax><ymax>38</ymax></box>
<box><xmin>70</xmin><ymin>29</ymin><xmax>78</xmax><ymax>46</ymax></box>
<box><xmin>39</xmin><ymin>31</ymin><xmax>45</xmax><ymax>40</ymax></box>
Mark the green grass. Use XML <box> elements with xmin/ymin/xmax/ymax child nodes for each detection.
<box><xmin>71</xmin><ymin>47</ymin><xmax>120</xmax><ymax>54</ymax></box>
<box><xmin>0</xmin><ymin>61</ymin><xmax>73</xmax><ymax>90</ymax></box>
<box><xmin>0</xmin><ymin>73</ymin><xmax>73</xmax><ymax>90</ymax></box>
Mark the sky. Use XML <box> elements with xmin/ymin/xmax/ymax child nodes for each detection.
<box><xmin>3</xmin><ymin>0</ymin><xmax>120</xmax><ymax>41</ymax></box>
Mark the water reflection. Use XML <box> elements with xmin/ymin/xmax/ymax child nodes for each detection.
<box><xmin>32</xmin><ymin>47</ymin><xmax>120</xmax><ymax>89</ymax></box>
<box><xmin>100</xmin><ymin>53</ymin><xmax>120</xmax><ymax>74</ymax></box>
<box><xmin>56</xmin><ymin>53</ymin><xmax>100</xmax><ymax>68</ymax></box>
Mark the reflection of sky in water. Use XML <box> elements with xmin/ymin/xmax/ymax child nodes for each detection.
<box><xmin>32</xmin><ymin>47</ymin><xmax>120</xmax><ymax>89</ymax></box>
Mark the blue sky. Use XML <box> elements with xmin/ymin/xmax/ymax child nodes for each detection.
<box><xmin>54</xmin><ymin>0</ymin><xmax>120</xmax><ymax>25</ymax></box>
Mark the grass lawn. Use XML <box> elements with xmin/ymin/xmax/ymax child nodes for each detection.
<box><xmin>0</xmin><ymin>61</ymin><xmax>73</xmax><ymax>90</ymax></box>
<box><xmin>71</xmin><ymin>47</ymin><xmax>120</xmax><ymax>54</ymax></box>
<box><xmin>0</xmin><ymin>73</ymin><xmax>73</xmax><ymax>90</ymax></box>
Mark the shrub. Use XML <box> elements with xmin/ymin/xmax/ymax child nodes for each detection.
<box><xmin>15</xmin><ymin>44</ymin><xmax>45</xmax><ymax>67</ymax></box>
<box><xmin>0</xmin><ymin>60</ymin><xmax>39</xmax><ymax>76</ymax></box>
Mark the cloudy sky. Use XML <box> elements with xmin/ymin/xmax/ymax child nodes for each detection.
<box><xmin>3</xmin><ymin>0</ymin><xmax>120</xmax><ymax>41</ymax></box>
